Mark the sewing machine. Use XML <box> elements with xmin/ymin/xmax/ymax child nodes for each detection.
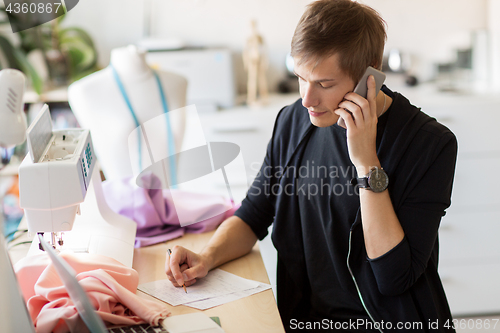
<box><xmin>0</xmin><ymin>69</ymin><xmax>136</xmax><ymax>332</ymax></box>
<box><xmin>19</xmin><ymin>105</ymin><xmax>94</xmax><ymax>245</ymax></box>
<box><xmin>18</xmin><ymin>105</ymin><xmax>137</xmax><ymax>267</ymax></box>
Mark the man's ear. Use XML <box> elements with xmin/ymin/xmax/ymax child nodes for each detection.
<box><xmin>370</xmin><ymin>60</ymin><xmax>383</xmax><ymax>71</ymax></box>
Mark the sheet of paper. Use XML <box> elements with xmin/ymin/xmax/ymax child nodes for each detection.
<box><xmin>138</xmin><ymin>269</ymin><xmax>259</xmax><ymax>306</ymax></box>
<box><xmin>183</xmin><ymin>283</ymin><xmax>272</xmax><ymax>310</ymax></box>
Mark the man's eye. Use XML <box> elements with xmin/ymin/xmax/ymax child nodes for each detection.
<box><xmin>319</xmin><ymin>83</ymin><xmax>333</xmax><ymax>89</ymax></box>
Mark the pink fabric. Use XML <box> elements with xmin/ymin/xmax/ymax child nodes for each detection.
<box><xmin>102</xmin><ymin>175</ymin><xmax>241</xmax><ymax>247</ymax></box>
<box><xmin>14</xmin><ymin>252</ymin><xmax>170</xmax><ymax>333</ymax></box>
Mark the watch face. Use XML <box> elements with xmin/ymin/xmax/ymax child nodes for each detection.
<box><xmin>368</xmin><ymin>168</ymin><xmax>389</xmax><ymax>193</ymax></box>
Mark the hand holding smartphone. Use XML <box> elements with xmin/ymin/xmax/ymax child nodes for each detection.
<box><xmin>353</xmin><ymin>66</ymin><xmax>386</xmax><ymax>98</ymax></box>
<box><xmin>337</xmin><ymin>66</ymin><xmax>386</xmax><ymax>128</ymax></box>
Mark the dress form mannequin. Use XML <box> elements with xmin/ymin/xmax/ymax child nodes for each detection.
<box><xmin>68</xmin><ymin>45</ymin><xmax>187</xmax><ymax>181</ymax></box>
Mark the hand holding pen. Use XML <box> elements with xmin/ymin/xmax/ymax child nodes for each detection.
<box><xmin>165</xmin><ymin>245</ymin><xmax>210</xmax><ymax>291</ymax></box>
<box><xmin>167</xmin><ymin>248</ymin><xmax>187</xmax><ymax>293</ymax></box>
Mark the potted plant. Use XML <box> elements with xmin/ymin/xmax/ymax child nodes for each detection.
<box><xmin>0</xmin><ymin>7</ymin><xmax>98</xmax><ymax>94</ymax></box>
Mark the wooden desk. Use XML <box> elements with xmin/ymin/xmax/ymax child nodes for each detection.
<box><xmin>132</xmin><ymin>231</ymin><xmax>285</xmax><ymax>333</ymax></box>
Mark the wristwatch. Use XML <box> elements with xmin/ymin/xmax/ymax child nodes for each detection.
<box><xmin>351</xmin><ymin>167</ymin><xmax>389</xmax><ymax>193</ymax></box>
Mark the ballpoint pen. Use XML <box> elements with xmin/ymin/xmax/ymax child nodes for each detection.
<box><xmin>167</xmin><ymin>248</ymin><xmax>187</xmax><ymax>293</ymax></box>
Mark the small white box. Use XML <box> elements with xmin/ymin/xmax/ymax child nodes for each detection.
<box><xmin>146</xmin><ymin>49</ymin><xmax>235</xmax><ymax>112</ymax></box>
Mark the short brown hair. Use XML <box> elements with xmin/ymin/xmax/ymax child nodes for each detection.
<box><xmin>291</xmin><ymin>0</ymin><xmax>387</xmax><ymax>83</ymax></box>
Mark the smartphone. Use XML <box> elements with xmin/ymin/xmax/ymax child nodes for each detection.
<box><xmin>353</xmin><ymin>66</ymin><xmax>386</xmax><ymax>98</ymax></box>
<box><xmin>337</xmin><ymin>66</ymin><xmax>386</xmax><ymax>128</ymax></box>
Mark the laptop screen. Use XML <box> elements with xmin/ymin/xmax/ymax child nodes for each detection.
<box><xmin>38</xmin><ymin>234</ymin><xmax>108</xmax><ymax>333</ymax></box>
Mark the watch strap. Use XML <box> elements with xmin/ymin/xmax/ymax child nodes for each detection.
<box><xmin>350</xmin><ymin>177</ymin><xmax>369</xmax><ymax>188</ymax></box>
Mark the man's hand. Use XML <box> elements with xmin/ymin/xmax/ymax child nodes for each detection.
<box><xmin>165</xmin><ymin>245</ymin><xmax>211</xmax><ymax>288</ymax></box>
<box><xmin>334</xmin><ymin>75</ymin><xmax>380</xmax><ymax>175</ymax></box>
<box><xmin>164</xmin><ymin>216</ymin><xmax>258</xmax><ymax>289</ymax></box>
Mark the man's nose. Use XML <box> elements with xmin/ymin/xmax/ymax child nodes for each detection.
<box><xmin>301</xmin><ymin>84</ymin><xmax>319</xmax><ymax>109</ymax></box>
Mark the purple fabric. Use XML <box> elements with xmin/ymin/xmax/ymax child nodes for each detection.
<box><xmin>102</xmin><ymin>176</ymin><xmax>240</xmax><ymax>247</ymax></box>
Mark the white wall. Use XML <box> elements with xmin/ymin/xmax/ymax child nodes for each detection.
<box><xmin>150</xmin><ymin>0</ymin><xmax>308</xmax><ymax>93</ymax></box>
<box><xmin>62</xmin><ymin>0</ymin><xmax>145</xmax><ymax>64</ymax></box>
<box><xmin>62</xmin><ymin>0</ymin><xmax>489</xmax><ymax>93</ymax></box>
<box><xmin>366</xmin><ymin>0</ymin><xmax>488</xmax><ymax>80</ymax></box>
<box><xmin>488</xmin><ymin>0</ymin><xmax>500</xmax><ymax>91</ymax></box>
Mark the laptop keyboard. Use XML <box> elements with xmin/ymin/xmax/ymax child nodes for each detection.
<box><xmin>108</xmin><ymin>323</ymin><xmax>168</xmax><ymax>333</ymax></box>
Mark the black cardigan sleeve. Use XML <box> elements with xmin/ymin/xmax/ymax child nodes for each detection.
<box><xmin>367</xmin><ymin>129</ymin><xmax>458</xmax><ymax>296</ymax></box>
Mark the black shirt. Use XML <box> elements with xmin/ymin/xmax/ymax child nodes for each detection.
<box><xmin>299</xmin><ymin>105</ymin><xmax>391</xmax><ymax>322</ymax></box>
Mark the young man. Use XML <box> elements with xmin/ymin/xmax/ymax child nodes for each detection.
<box><xmin>166</xmin><ymin>1</ymin><xmax>457</xmax><ymax>331</ymax></box>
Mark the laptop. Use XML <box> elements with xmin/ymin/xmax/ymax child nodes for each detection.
<box><xmin>0</xmin><ymin>230</ymin><xmax>223</xmax><ymax>333</ymax></box>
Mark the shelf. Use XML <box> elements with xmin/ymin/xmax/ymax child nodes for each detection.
<box><xmin>24</xmin><ymin>86</ymin><xmax>68</xmax><ymax>104</ymax></box>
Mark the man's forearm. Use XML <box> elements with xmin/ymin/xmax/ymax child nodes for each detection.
<box><xmin>201</xmin><ymin>215</ymin><xmax>258</xmax><ymax>271</ymax></box>
<box><xmin>359</xmin><ymin>187</ymin><xmax>405</xmax><ymax>259</ymax></box>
